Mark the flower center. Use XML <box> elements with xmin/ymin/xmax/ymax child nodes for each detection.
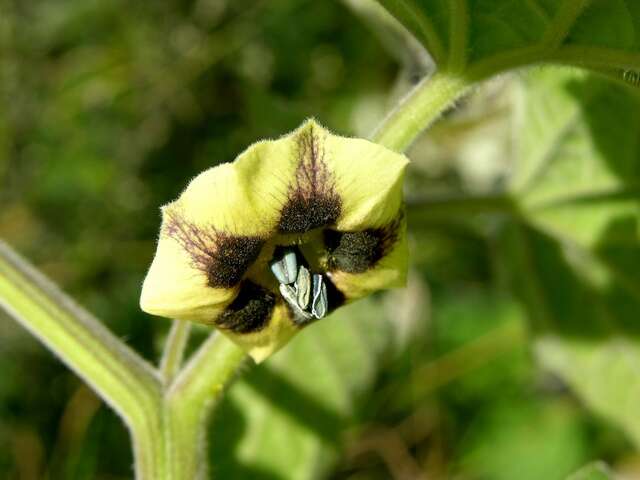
<box><xmin>269</xmin><ymin>246</ymin><xmax>328</xmax><ymax>325</ymax></box>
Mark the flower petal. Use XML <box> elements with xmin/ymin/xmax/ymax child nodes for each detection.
<box><xmin>322</xmin><ymin>129</ymin><xmax>409</xmax><ymax>231</ymax></box>
<box><xmin>140</xmin><ymin>144</ymin><xmax>296</xmax><ymax>321</ymax></box>
<box><xmin>263</xmin><ymin>119</ymin><xmax>409</xmax><ymax>234</ymax></box>
<box><xmin>140</xmin><ymin>162</ymin><xmax>271</xmax><ymax>321</ymax></box>
<box><xmin>139</xmin><ymin>223</ymin><xmax>240</xmax><ymax>322</ymax></box>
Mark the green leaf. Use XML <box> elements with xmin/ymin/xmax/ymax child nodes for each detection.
<box><xmin>499</xmin><ymin>67</ymin><xmax>640</xmax><ymax>447</ymax></box>
<box><xmin>508</xmin><ymin>68</ymin><xmax>640</xmax><ymax>336</ymax></box>
<box><xmin>566</xmin><ymin>461</ymin><xmax>615</xmax><ymax>480</ymax></box>
<box><xmin>537</xmin><ymin>336</ymin><xmax>640</xmax><ymax>447</ymax></box>
<box><xmin>209</xmin><ymin>298</ymin><xmax>393</xmax><ymax>480</ymax></box>
<box><xmin>373</xmin><ymin>0</ymin><xmax>640</xmax><ymax>81</ymax></box>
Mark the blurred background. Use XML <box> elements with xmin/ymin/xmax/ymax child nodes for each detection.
<box><xmin>1</xmin><ymin>0</ymin><xmax>639</xmax><ymax>479</ymax></box>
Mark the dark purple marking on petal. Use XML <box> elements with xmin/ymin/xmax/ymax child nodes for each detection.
<box><xmin>278</xmin><ymin>124</ymin><xmax>341</xmax><ymax>233</ymax></box>
<box><xmin>165</xmin><ymin>211</ymin><xmax>264</xmax><ymax>288</ymax></box>
<box><xmin>216</xmin><ymin>280</ymin><xmax>275</xmax><ymax>333</ymax></box>
<box><xmin>324</xmin><ymin>214</ymin><xmax>402</xmax><ymax>273</ymax></box>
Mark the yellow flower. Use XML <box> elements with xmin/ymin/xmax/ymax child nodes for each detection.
<box><xmin>140</xmin><ymin>120</ymin><xmax>409</xmax><ymax>362</ymax></box>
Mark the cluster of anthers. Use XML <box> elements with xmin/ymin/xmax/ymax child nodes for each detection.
<box><xmin>140</xmin><ymin>120</ymin><xmax>409</xmax><ymax>362</ymax></box>
<box><xmin>270</xmin><ymin>247</ymin><xmax>328</xmax><ymax>323</ymax></box>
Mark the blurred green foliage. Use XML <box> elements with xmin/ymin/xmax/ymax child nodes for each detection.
<box><xmin>2</xmin><ymin>0</ymin><xmax>640</xmax><ymax>479</ymax></box>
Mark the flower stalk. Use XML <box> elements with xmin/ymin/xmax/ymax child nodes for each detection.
<box><xmin>0</xmin><ymin>67</ymin><xmax>471</xmax><ymax>479</ymax></box>
<box><xmin>371</xmin><ymin>70</ymin><xmax>471</xmax><ymax>152</ymax></box>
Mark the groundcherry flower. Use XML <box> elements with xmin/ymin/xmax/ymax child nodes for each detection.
<box><xmin>140</xmin><ymin>120</ymin><xmax>409</xmax><ymax>362</ymax></box>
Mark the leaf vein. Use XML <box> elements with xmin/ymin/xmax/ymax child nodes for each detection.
<box><xmin>387</xmin><ymin>0</ymin><xmax>447</xmax><ymax>64</ymax></box>
<box><xmin>540</xmin><ymin>0</ymin><xmax>591</xmax><ymax>50</ymax></box>
<box><xmin>446</xmin><ymin>0</ymin><xmax>469</xmax><ymax>72</ymax></box>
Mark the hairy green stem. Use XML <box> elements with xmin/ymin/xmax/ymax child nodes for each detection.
<box><xmin>164</xmin><ymin>333</ymin><xmax>247</xmax><ymax>479</ymax></box>
<box><xmin>160</xmin><ymin>320</ymin><xmax>192</xmax><ymax>385</ymax></box>
<box><xmin>371</xmin><ymin>70</ymin><xmax>471</xmax><ymax>152</ymax></box>
<box><xmin>0</xmin><ymin>240</ymin><xmax>248</xmax><ymax>479</ymax></box>
<box><xmin>0</xmin><ymin>242</ymin><xmax>165</xmax><ymax>478</ymax></box>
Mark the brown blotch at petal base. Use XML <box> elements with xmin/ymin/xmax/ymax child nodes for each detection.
<box><xmin>325</xmin><ymin>215</ymin><xmax>402</xmax><ymax>274</ymax></box>
<box><xmin>216</xmin><ymin>281</ymin><xmax>276</xmax><ymax>333</ymax></box>
<box><xmin>278</xmin><ymin>125</ymin><xmax>341</xmax><ymax>233</ymax></box>
<box><xmin>165</xmin><ymin>211</ymin><xmax>264</xmax><ymax>288</ymax></box>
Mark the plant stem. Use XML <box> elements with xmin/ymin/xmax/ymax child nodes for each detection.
<box><xmin>371</xmin><ymin>70</ymin><xmax>471</xmax><ymax>152</ymax></box>
<box><xmin>164</xmin><ymin>333</ymin><xmax>247</xmax><ymax>479</ymax></box>
<box><xmin>0</xmin><ymin>240</ymin><xmax>248</xmax><ymax>479</ymax></box>
<box><xmin>0</xmin><ymin>241</ymin><xmax>165</xmax><ymax>479</ymax></box>
<box><xmin>160</xmin><ymin>320</ymin><xmax>192</xmax><ymax>385</ymax></box>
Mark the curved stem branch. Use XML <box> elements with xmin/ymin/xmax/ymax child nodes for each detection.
<box><xmin>163</xmin><ymin>332</ymin><xmax>247</xmax><ymax>479</ymax></box>
<box><xmin>160</xmin><ymin>320</ymin><xmax>192</xmax><ymax>385</ymax></box>
<box><xmin>0</xmin><ymin>241</ymin><xmax>165</xmax><ymax>478</ymax></box>
<box><xmin>371</xmin><ymin>70</ymin><xmax>471</xmax><ymax>152</ymax></box>
<box><xmin>539</xmin><ymin>0</ymin><xmax>590</xmax><ymax>50</ymax></box>
<box><xmin>446</xmin><ymin>0</ymin><xmax>469</xmax><ymax>72</ymax></box>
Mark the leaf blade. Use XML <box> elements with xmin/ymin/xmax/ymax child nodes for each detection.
<box><xmin>499</xmin><ymin>67</ymin><xmax>640</xmax><ymax>449</ymax></box>
<box><xmin>374</xmin><ymin>0</ymin><xmax>640</xmax><ymax>80</ymax></box>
